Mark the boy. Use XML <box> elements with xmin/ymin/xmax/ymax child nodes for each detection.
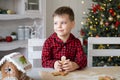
<box><xmin>42</xmin><ymin>6</ymin><xmax>87</xmax><ymax>72</ymax></box>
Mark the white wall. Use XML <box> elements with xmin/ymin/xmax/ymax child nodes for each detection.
<box><xmin>46</xmin><ymin>0</ymin><xmax>92</xmax><ymax>38</ymax></box>
<box><xmin>0</xmin><ymin>0</ymin><xmax>93</xmax><ymax>38</ymax></box>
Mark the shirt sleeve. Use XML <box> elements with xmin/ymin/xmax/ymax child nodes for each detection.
<box><xmin>75</xmin><ymin>40</ymin><xmax>87</xmax><ymax>69</ymax></box>
<box><xmin>42</xmin><ymin>39</ymin><xmax>56</xmax><ymax>68</ymax></box>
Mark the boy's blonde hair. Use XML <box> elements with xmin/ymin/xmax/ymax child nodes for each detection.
<box><xmin>53</xmin><ymin>6</ymin><xmax>74</xmax><ymax>21</ymax></box>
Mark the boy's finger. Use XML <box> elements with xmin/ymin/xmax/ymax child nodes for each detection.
<box><xmin>57</xmin><ymin>68</ymin><xmax>62</xmax><ymax>72</ymax></box>
<box><xmin>62</xmin><ymin>67</ymin><xmax>70</xmax><ymax>71</ymax></box>
<box><xmin>63</xmin><ymin>59</ymin><xmax>70</xmax><ymax>64</ymax></box>
<box><xmin>58</xmin><ymin>61</ymin><xmax>62</xmax><ymax>64</ymax></box>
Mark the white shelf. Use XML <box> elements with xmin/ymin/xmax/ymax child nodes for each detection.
<box><xmin>0</xmin><ymin>14</ymin><xmax>42</xmax><ymax>20</ymax></box>
<box><xmin>0</xmin><ymin>40</ymin><xmax>28</xmax><ymax>51</ymax></box>
<box><xmin>0</xmin><ymin>14</ymin><xmax>29</xmax><ymax>20</ymax></box>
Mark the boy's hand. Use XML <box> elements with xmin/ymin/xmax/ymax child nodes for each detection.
<box><xmin>62</xmin><ymin>60</ymin><xmax>79</xmax><ymax>72</ymax></box>
<box><xmin>54</xmin><ymin>60</ymin><xmax>62</xmax><ymax>72</ymax></box>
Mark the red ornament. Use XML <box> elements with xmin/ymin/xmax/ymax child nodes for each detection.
<box><xmin>115</xmin><ymin>21</ymin><xmax>120</xmax><ymax>27</ymax></box>
<box><xmin>111</xmin><ymin>12</ymin><xmax>116</xmax><ymax>17</ymax></box>
<box><xmin>105</xmin><ymin>22</ymin><xmax>109</xmax><ymax>26</ymax></box>
<box><xmin>109</xmin><ymin>9</ymin><xmax>114</xmax><ymax>14</ymax></box>
<box><xmin>92</xmin><ymin>4</ymin><xmax>101</xmax><ymax>13</ymax></box>
<box><xmin>6</xmin><ymin>36</ymin><xmax>13</xmax><ymax>42</ymax></box>
<box><xmin>118</xmin><ymin>5</ymin><xmax>120</xmax><ymax>9</ymax></box>
<box><xmin>83</xmin><ymin>39</ymin><xmax>88</xmax><ymax>46</ymax></box>
<box><xmin>96</xmin><ymin>4</ymin><xmax>101</xmax><ymax>10</ymax></box>
<box><xmin>80</xmin><ymin>29</ymin><xmax>85</xmax><ymax>36</ymax></box>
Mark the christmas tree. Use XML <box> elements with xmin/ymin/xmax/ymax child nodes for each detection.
<box><xmin>80</xmin><ymin>0</ymin><xmax>120</xmax><ymax>66</ymax></box>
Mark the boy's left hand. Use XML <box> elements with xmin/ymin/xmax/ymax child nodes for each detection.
<box><xmin>62</xmin><ymin>60</ymin><xmax>79</xmax><ymax>72</ymax></box>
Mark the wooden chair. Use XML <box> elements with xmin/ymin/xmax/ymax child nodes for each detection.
<box><xmin>28</xmin><ymin>38</ymin><xmax>46</xmax><ymax>67</ymax></box>
<box><xmin>88</xmin><ymin>37</ymin><xmax>120</xmax><ymax>67</ymax></box>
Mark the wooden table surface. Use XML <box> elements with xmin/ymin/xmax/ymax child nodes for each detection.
<box><xmin>27</xmin><ymin>67</ymin><xmax>120</xmax><ymax>80</ymax></box>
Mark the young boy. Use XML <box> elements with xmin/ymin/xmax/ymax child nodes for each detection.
<box><xmin>42</xmin><ymin>6</ymin><xmax>87</xmax><ymax>72</ymax></box>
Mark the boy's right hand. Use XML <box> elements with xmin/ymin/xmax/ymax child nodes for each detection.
<box><xmin>54</xmin><ymin>60</ymin><xmax>62</xmax><ymax>72</ymax></box>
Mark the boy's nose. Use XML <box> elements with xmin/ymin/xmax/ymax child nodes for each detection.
<box><xmin>58</xmin><ymin>24</ymin><xmax>62</xmax><ymax>28</ymax></box>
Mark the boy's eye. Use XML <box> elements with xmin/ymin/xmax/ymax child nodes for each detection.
<box><xmin>61</xmin><ymin>22</ymin><xmax>67</xmax><ymax>24</ymax></box>
<box><xmin>54</xmin><ymin>22</ymin><xmax>57</xmax><ymax>24</ymax></box>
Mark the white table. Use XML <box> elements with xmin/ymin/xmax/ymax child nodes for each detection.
<box><xmin>27</xmin><ymin>68</ymin><xmax>54</xmax><ymax>80</ymax></box>
<box><xmin>27</xmin><ymin>67</ymin><xmax>120</xmax><ymax>80</ymax></box>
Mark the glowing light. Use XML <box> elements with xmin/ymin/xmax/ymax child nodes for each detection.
<box><xmin>81</xmin><ymin>1</ymin><xmax>84</xmax><ymax>4</ymax></box>
<box><xmin>81</xmin><ymin>21</ymin><xmax>84</xmax><ymax>25</ymax></box>
<box><xmin>83</xmin><ymin>11</ymin><xmax>86</xmax><ymax>14</ymax></box>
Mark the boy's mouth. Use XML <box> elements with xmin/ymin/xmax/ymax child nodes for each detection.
<box><xmin>57</xmin><ymin>30</ymin><xmax>64</xmax><ymax>32</ymax></box>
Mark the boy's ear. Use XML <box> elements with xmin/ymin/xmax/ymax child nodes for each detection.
<box><xmin>72</xmin><ymin>21</ymin><xmax>75</xmax><ymax>28</ymax></box>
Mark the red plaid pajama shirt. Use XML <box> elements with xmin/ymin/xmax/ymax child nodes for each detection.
<box><xmin>42</xmin><ymin>33</ymin><xmax>87</xmax><ymax>69</ymax></box>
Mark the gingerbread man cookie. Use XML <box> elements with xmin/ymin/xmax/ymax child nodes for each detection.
<box><xmin>99</xmin><ymin>76</ymin><xmax>115</xmax><ymax>80</ymax></box>
<box><xmin>52</xmin><ymin>56</ymin><xmax>68</xmax><ymax>76</ymax></box>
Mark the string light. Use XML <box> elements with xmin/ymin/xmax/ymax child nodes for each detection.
<box><xmin>83</xmin><ymin>11</ymin><xmax>86</xmax><ymax>14</ymax></box>
<box><xmin>81</xmin><ymin>1</ymin><xmax>84</xmax><ymax>4</ymax></box>
<box><xmin>81</xmin><ymin>21</ymin><xmax>84</xmax><ymax>25</ymax></box>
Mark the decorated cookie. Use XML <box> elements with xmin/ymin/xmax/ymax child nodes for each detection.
<box><xmin>52</xmin><ymin>56</ymin><xmax>68</xmax><ymax>76</ymax></box>
<box><xmin>52</xmin><ymin>71</ymin><xmax>68</xmax><ymax>76</ymax></box>
<box><xmin>99</xmin><ymin>76</ymin><xmax>115</xmax><ymax>80</ymax></box>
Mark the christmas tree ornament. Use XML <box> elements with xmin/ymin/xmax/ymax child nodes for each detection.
<box><xmin>95</xmin><ymin>18</ymin><xmax>97</xmax><ymax>21</ymax></box>
<box><xmin>111</xmin><ymin>25</ymin><xmax>115</xmax><ymax>29</ymax></box>
<box><xmin>98</xmin><ymin>44</ymin><xmax>105</xmax><ymax>49</ymax></box>
<box><xmin>105</xmin><ymin>22</ymin><xmax>109</xmax><ymax>26</ymax></box>
<box><xmin>103</xmin><ymin>4</ymin><xmax>106</xmax><ymax>7</ymax></box>
<box><xmin>117</xmin><ymin>15</ymin><xmax>120</xmax><ymax>19</ymax></box>
<box><xmin>115</xmin><ymin>28</ymin><xmax>118</xmax><ymax>30</ymax></box>
<box><xmin>83</xmin><ymin>39</ymin><xmax>88</xmax><ymax>46</ymax></box>
<box><xmin>108</xmin><ymin>16</ymin><xmax>113</xmax><ymax>21</ymax></box>
<box><xmin>92</xmin><ymin>16</ymin><xmax>94</xmax><ymax>18</ymax></box>
<box><xmin>88</xmin><ymin>32</ymin><xmax>92</xmax><ymax>35</ymax></box>
<box><xmin>90</xmin><ymin>21</ymin><xmax>93</xmax><ymax>24</ymax></box>
<box><xmin>109</xmin><ymin>0</ymin><xmax>112</xmax><ymax>2</ymax></box>
<box><xmin>115</xmin><ymin>21</ymin><xmax>120</xmax><ymax>27</ymax></box>
<box><xmin>87</xmin><ymin>18</ymin><xmax>90</xmax><ymax>21</ymax></box>
<box><xmin>80</xmin><ymin>29</ymin><xmax>85</xmax><ymax>36</ymax></box>
<box><xmin>100</xmin><ymin>20</ymin><xmax>104</xmax><ymax>25</ymax></box>
<box><xmin>90</xmin><ymin>34</ymin><xmax>93</xmax><ymax>37</ymax></box>
<box><xmin>118</xmin><ymin>5</ymin><xmax>120</xmax><ymax>9</ymax></box>
<box><xmin>91</xmin><ymin>28</ymin><xmax>96</xmax><ymax>31</ymax></box>
<box><xmin>90</xmin><ymin>26</ymin><xmax>93</xmax><ymax>29</ymax></box>
<box><xmin>101</xmin><ymin>6</ymin><xmax>105</xmax><ymax>11</ymax></box>
<box><xmin>112</xmin><ymin>12</ymin><xmax>116</xmax><ymax>16</ymax></box>
<box><xmin>109</xmin><ymin>8</ymin><xmax>114</xmax><ymax>14</ymax></box>
<box><xmin>101</xmin><ymin>14</ymin><xmax>105</xmax><ymax>17</ymax></box>
<box><xmin>96</xmin><ymin>22</ymin><xmax>98</xmax><ymax>24</ymax></box>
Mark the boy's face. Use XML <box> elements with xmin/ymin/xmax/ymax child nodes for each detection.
<box><xmin>53</xmin><ymin>14</ymin><xmax>75</xmax><ymax>38</ymax></box>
